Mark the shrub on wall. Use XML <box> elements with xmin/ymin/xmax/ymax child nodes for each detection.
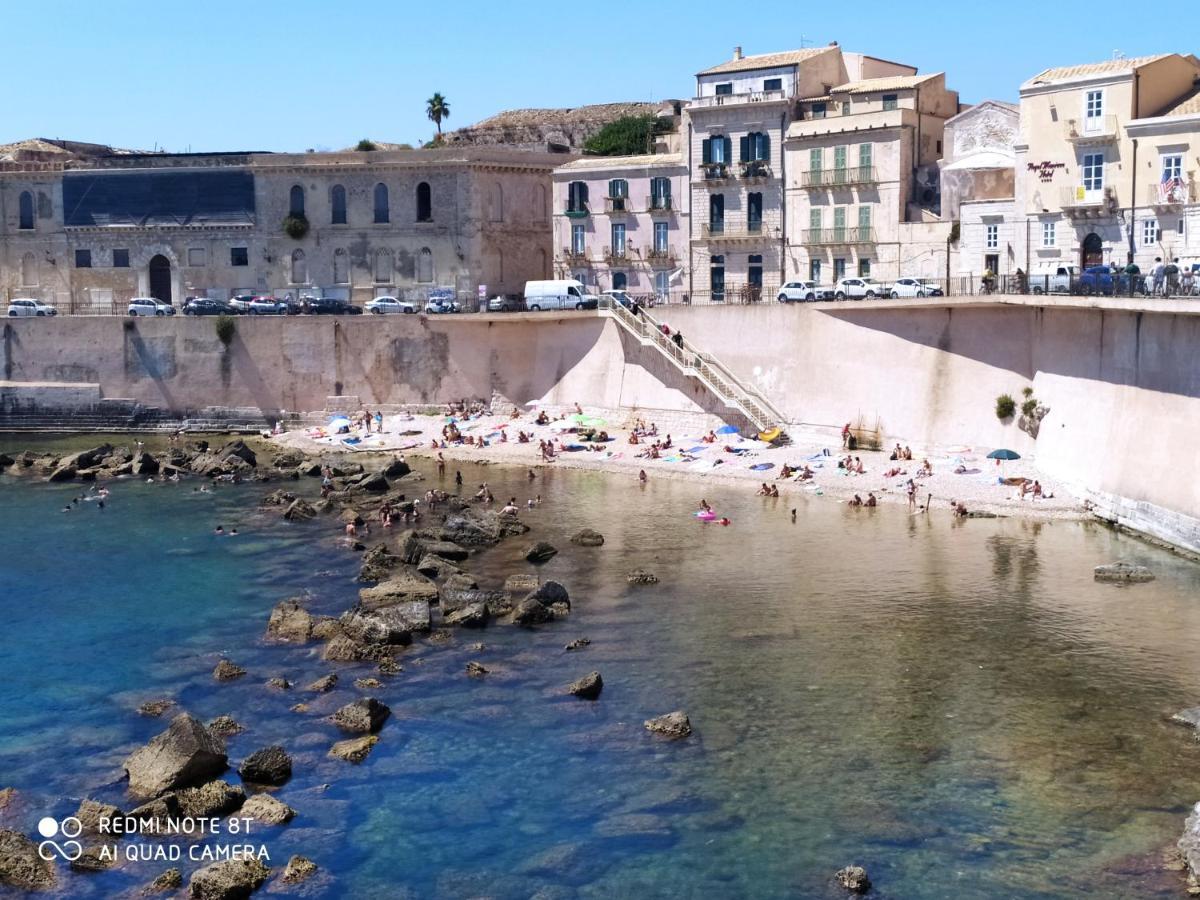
<box><xmin>995</xmin><ymin>393</ymin><xmax>1016</xmax><ymax>420</ymax></box>
<box><xmin>283</xmin><ymin>214</ymin><xmax>310</xmax><ymax>240</ymax></box>
<box><xmin>215</xmin><ymin>314</ymin><xmax>236</xmax><ymax>346</ymax></box>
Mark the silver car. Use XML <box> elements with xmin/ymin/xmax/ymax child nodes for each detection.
<box><xmin>127</xmin><ymin>297</ymin><xmax>175</xmax><ymax>316</ymax></box>
<box><xmin>6</xmin><ymin>298</ymin><xmax>57</xmax><ymax>317</ymax></box>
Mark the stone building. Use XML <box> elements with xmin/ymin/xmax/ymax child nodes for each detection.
<box><xmin>1</xmin><ymin>144</ymin><xmax>564</xmax><ymax>309</ymax></box>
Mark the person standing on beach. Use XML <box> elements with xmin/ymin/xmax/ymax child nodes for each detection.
<box><xmin>437</xmin><ymin>453</ymin><xmax>446</xmax><ymax>476</ymax></box>
<box><xmin>454</xmin><ymin>470</ymin><xmax>463</xmax><ymax>488</ymax></box>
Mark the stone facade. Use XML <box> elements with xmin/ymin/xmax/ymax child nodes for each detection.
<box><xmin>0</xmin><ymin>146</ymin><xmax>564</xmax><ymax>309</ymax></box>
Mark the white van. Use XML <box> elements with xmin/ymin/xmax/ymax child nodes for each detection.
<box><xmin>523</xmin><ymin>280</ymin><xmax>599</xmax><ymax>311</ymax></box>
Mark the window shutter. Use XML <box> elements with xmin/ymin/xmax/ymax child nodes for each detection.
<box><xmin>761</xmin><ymin>133</ymin><xmax>770</xmax><ymax>162</ymax></box>
<box><xmin>581</xmin><ymin>183</ymin><xmax>589</xmax><ymax>204</ymax></box>
<box><xmin>740</xmin><ymin>135</ymin><xmax>750</xmax><ymax>162</ymax></box>
<box><xmin>723</xmin><ymin>137</ymin><xmax>732</xmax><ymax>164</ymax></box>
<box><xmin>701</xmin><ymin>139</ymin><xmax>711</xmax><ymax>164</ymax></box>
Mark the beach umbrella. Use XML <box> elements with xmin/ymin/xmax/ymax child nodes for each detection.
<box><xmin>327</xmin><ymin>415</ymin><xmax>351</xmax><ymax>429</ymax></box>
<box><xmin>570</xmin><ymin>414</ymin><xmax>607</xmax><ymax>428</ymax></box>
<box><xmin>716</xmin><ymin>425</ymin><xmax>739</xmax><ymax>435</ymax></box>
<box><xmin>986</xmin><ymin>449</ymin><xmax>1021</xmax><ymax>460</ymax></box>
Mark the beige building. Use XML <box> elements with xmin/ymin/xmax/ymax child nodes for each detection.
<box><xmin>785</xmin><ymin>72</ymin><xmax>958</xmax><ymax>285</ymax></box>
<box><xmin>1</xmin><ymin>142</ymin><xmax>563</xmax><ymax>309</ymax></box>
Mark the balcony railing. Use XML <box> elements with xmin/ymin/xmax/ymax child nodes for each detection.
<box><xmin>1065</xmin><ymin>115</ymin><xmax>1118</xmax><ymax>144</ymax></box>
<box><xmin>701</xmin><ymin>221</ymin><xmax>766</xmax><ymax>241</ymax></box>
<box><xmin>691</xmin><ymin>89</ymin><xmax>787</xmax><ymax>109</ymax></box>
<box><xmin>739</xmin><ymin>159</ymin><xmax>772</xmax><ymax>181</ymax></box>
<box><xmin>699</xmin><ymin>162</ymin><xmax>731</xmax><ymax>181</ymax></box>
<box><xmin>800</xmin><ymin>227</ymin><xmax>876</xmax><ymax>245</ymax></box>
<box><xmin>564</xmin><ymin>205</ymin><xmax>589</xmax><ymax>218</ymax></box>
<box><xmin>798</xmin><ymin>166</ymin><xmax>878</xmax><ymax>188</ymax></box>
<box><xmin>604</xmin><ymin>245</ymin><xmax>630</xmax><ymax>264</ymax></box>
<box><xmin>646</xmin><ymin>247</ymin><xmax>677</xmax><ymax>264</ymax></box>
<box><xmin>1147</xmin><ymin>180</ymin><xmax>1194</xmax><ymax>207</ymax></box>
<box><xmin>605</xmin><ymin>196</ymin><xmax>631</xmax><ymax>214</ymax></box>
<box><xmin>648</xmin><ymin>197</ymin><xmax>673</xmax><ymax>214</ymax></box>
<box><xmin>1060</xmin><ymin>185</ymin><xmax>1117</xmax><ymax>216</ymax></box>
<box><xmin>561</xmin><ymin>247</ymin><xmax>590</xmax><ymax>264</ymax></box>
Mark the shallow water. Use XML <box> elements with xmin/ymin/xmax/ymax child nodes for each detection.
<box><xmin>2</xmin><ymin>455</ymin><xmax>1199</xmax><ymax>899</ymax></box>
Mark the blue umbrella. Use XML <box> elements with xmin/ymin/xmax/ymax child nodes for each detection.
<box><xmin>716</xmin><ymin>425</ymin><xmax>739</xmax><ymax>435</ymax></box>
<box><xmin>986</xmin><ymin>448</ymin><xmax>1021</xmax><ymax>461</ymax></box>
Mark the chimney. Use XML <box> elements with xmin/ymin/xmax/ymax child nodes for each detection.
<box><xmin>733</xmin><ymin>46</ymin><xmax>743</xmax><ymax>60</ymax></box>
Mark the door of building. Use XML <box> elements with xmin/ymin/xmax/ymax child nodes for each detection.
<box><xmin>1081</xmin><ymin>233</ymin><xmax>1103</xmax><ymax>269</ymax></box>
<box><xmin>149</xmin><ymin>255</ymin><xmax>172</xmax><ymax>304</ymax></box>
<box><xmin>984</xmin><ymin>253</ymin><xmax>999</xmax><ymax>275</ymax></box>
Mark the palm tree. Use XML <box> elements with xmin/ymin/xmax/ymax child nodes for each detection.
<box><xmin>426</xmin><ymin>93</ymin><xmax>450</xmax><ymax>138</ymax></box>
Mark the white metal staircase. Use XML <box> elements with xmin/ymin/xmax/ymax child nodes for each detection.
<box><xmin>597</xmin><ymin>298</ymin><xmax>788</xmax><ymax>435</ymax></box>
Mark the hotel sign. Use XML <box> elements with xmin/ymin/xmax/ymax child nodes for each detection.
<box><xmin>1027</xmin><ymin>161</ymin><xmax>1066</xmax><ymax>182</ymax></box>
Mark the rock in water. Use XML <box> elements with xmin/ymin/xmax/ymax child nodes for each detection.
<box><xmin>511</xmin><ymin>597</ymin><xmax>554</xmax><ymax>626</ymax></box>
<box><xmin>626</xmin><ymin>568</ymin><xmax>659</xmax><ymax>585</ymax></box>
<box><xmin>138</xmin><ymin>699</ymin><xmax>175</xmax><ymax>717</ymax></box>
<box><xmin>145</xmin><ymin>867</ymin><xmax>183</xmax><ymax>892</ymax></box>
<box><xmin>0</xmin><ymin>828</ymin><xmax>55</xmax><ymax>889</ymax></box>
<box><xmin>1094</xmin><ymin>562</ymin><xmax>1155</xmax><ymax>582</ymax></box>
<box><xmin>175</xmin><ymin>780</ymin><xmax>245</xmax><ymax>818</ymax></box>
<box><xmin>238</xmin><ymin>746</ymin><xmax>292</xmax><ymax>786</ymax></box>
<box><xmin>305</xmin><ymin>674</ymin><xmax>338</xmax><ymax>693</ymax></box>
<box><xmin>329</xmin><ymin>736</ymin><xmax>378</xmax><ymax>763</ymax></box>
<box><xmin>565</xmin><ymin>638</ymin><xmax>591</xmax><ymax>651</ymax></box>
<box><xmin>358</xmin><ymin>573</ymin><xmax>439</xmax><ymax>612</ymax></box>
<box><xmin>567</xmin><ymin>672</ymin><xmax>604</xmax><ymax>700</ymax></box>
<box><xmin>358</xmin><ymin>544</ymin><xmax>400</xmax><ymax>582</ymax></box>
<box><xmin>571</xmin><ymin>529</ymin><xmax>605</xmax><ymax>547</ymax></box>
<box><xmin>74</xmin><ymin>800</ymin><xmax>122</xmax><ymax>834</ymax></box>
<box><xmin>835</xmin><ymin>865</ymin><xmax>871</xmax><ymax>893</ymax></box>
<box><xmin>1179</xmin><ymin>801</ymin><xmax>1200</xmax><ymax>893</ymax></box>
<box><xmin>524</xmin><ymin>541</ymin><xmax>558</xmax><ymax>563</ymax></box>
<box><xmin>207</xmin><ymin>716</ymin><xmax>244</xmax><ymax>738</ymax></box>
<box><xmin>466</xmin><ymin>661</ymin><xmax>489</xmax><ymax>678</ymax></box>
<box><xmin>1171</xmin><ymin>708</ymin><xmax>1200</xmax><ymax>729</ymax></box>
<box><xmin>281</xmin><ymin>855</ymin><xmax>318</xmax><ymax>884</ymax></box>
<box><xmin>643</xmin><ymin>711</ymin><xmax>692</xmax><ymax>739</ymax></box>
<box><xmin>188</xmin><ymin>857</ymin><xmax>270</xmax><ymax>900</ymax></box>
<box><xmin>213</xmin><ymin>659</ymin><xmax>246</xmax><ymax>681</ymax></box>
<box><xmin>529</xmin><ymin>580</ymin><xmax>570</xmax><ymax>609</ymax></box>
<box><xmin>282</xmin><ymin>499</ymin><xmax>317</xmax><ymax>521</ymax></box>
<box><xmin>264</xmin><ymin>599</ymin><xmax>313</xmax><ymax>642</ymax></box>
<box><xmin>124</xmin><ymin>713</ymin><xmax>228</xmax><ymax>799</ymax></box>
<box><xmin>331</xmin><ymin>699</ymin><xmax>390</xmax><ymax>734</ymax></box>
<box><xmin>240</xmin><ymin>793</ymin><xmax>295</xmax><ymax>826</ymax></box>
<box><xmin>444</xmin><ymin>602</ymin><xmax>490</xmax><ymax>628</ymax></box>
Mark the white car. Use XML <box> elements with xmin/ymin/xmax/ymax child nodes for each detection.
<box><xmin>6</xmin><ymin>298</ymin><xmax>57</xmax><ymax>317</ymax></box>
<box><xmin>833</xmin><ymin>278</ymin><xmax>884</xmax><ymax>300</ymax></box>
<box><xmin>423</xmin><ymin>298</ymin><xmax>460</xmax><ymax>314</ymax></box>
<box><xmin>777</xmin><ymin>281</ymin><xmax>832</xmax><ymax>302</ymax></box>
<box><xmin>127</xmin><ymin>297</ymin><xmax>175</xmax><ymax>316</ymax></box>
<box><xmin>247</xmin><ymin>295</ymin><xmax>287</xmax><ymax>315</ymax></box>
<box><xmin>889</xmin><ymin>278</ymin><xmax>944</xmax><ymax>299</ymax></box>
<box><xmin>366</xmin><ymin>296</ymin><xmax>416</xmax><ymax>315</ymax></box>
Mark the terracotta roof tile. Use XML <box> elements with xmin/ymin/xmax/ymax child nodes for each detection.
<box><xmin>1024</xmin><ymin>54</ymin><xmax>1171</xmax><ymax>87</ymax></box>
<box><xmin>698</xmin><ymin>46</ymin><xmax>832</xmax><ymax>76</ymax></box>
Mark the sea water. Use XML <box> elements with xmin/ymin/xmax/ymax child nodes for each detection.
<box><xmin>2</xmin><ymin>453</ymin><xmax>1200</xmax><ymax>898</ymax></box>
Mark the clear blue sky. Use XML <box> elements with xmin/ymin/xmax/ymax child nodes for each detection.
<box><xmin>5</xmin><ymin>0</ymin><xmax>1178</xmax><ymax>153</ymax></box>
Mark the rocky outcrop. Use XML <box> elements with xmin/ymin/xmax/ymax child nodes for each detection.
<box><xmin>440</xmin><ymin>510</ymin><xmax>529</xmax><ymax>546</ymax></box>
<box><xmin>281</xmin><ymin>855</ymin><xmax>318</xmax><ymax>885</ymax></box>
<box><xmin>0</xmin><ymin>828</ymin><xmax>55</xmax><ymax>889</ymax></box>
<box><xmin>1179</xmin><ymin>802</ymin><xmax>1200</xmax><ymax>893</ymax></box>
<box><xmin>644</xmin><ymin>711</ymin><xmax>692</xmax><ymax>739</ymax></box>
<box><xmin>1094</xmin><ymin>562</ymin><xmax>1155</xmax><ymax>582</ymax></box>
<box><xmin>213</xmin><ymin>659</ymin><xmax>246</xmax><ymax>681</ymax></box>
<box><xmin>835</xmin><ymin>865</ymin><xmax>871</xmax><ymax>893</ymax></box>
<box><xmin>264</xmin><ymin>599</ymin><xmax>313</xmax><ymax>643</ymax></box>
<box><xmin>524</xmin><ymin>541</ymin><xmax>558</xmax><ymax>563</ymax></box>
<box><xmin>240</xmin><ymin>794</ymin><xmax>294</xmax><ymax>826</ymax></box>
<box><xmin>124</xmin><ymin>713</ymin><xmax>228</xmax><ymax>799</ymax></box>
<box><xmin>571</xmin><ymin>529</ymin><xmax>605</xmax><ymax>547</ymax></box>
<box><xmin>529</xmin><ymin>580</ymin><xmax>570</xmax><ymax>609</ymax></box>
<box><xmin>282</xmin><ymin>499</ymin><xmax>317</xmax><ymax>522</ymax></box>
<box><xmin>305</xmin><ymin>674</ymin><xmax>338</xmax><ymax>693</ymax></box>
<box><xmin>74</xmin><ymin>800</ymin><xmax>122</xmax><ymax>834</ymax></box>
<box><xmin>145</xmin><ymin>867</ymin><xmax>183</xmax><ymax>892</ymax></box>
<box><xmin>358</xmin><ymin>573</ymin><xmax>438</xmax><ymax>611</ymax></box>
<box><xmin>176</xmin><ymin>780</ymin><xmax>246</xmax><ymax>818</ymax></box>
<box><xmin>138</xmin><ymin>699</ymin><xmax>175</xmax><ymax>717</ymax></box>
<box><xmin>357</xmin><ymin>544</ymin><xmax>400</xmax><ymax>582</ymax></box>
<box><xmin>626</xmin><ymin>569</ymin><xmax>659</xmax><ymax>585</ymax></box>
<box><xmin>331</xmin><ymin>699</ymin><xmax>390</xmax><ymax>734</ymax></box>
<box><xmin>329</xmin><ymin>735</ymin><xmax>377</xmax><ymax>763</ymax></box>
<box><xmin>565</xmin><ymin>638</ymin><xmax>591</xmax><ymax>651</ymax></box>
<box><xmin>340</xmin><ymin>604</ymin><xmax>427</xmax><ymax>644</ymax></box>
<box><xmin>207</xmin><ymin>716</ymin><xmax>243</xmax><ymax>738</ymax></box>
<box><xmin>238</xmin><ymin>746</ymin><xmax>292</xmax><ymax>786</ymax></box>
<box><xmin>444</xmin><ymin>602</ymin><xmax>490</xmax><ymax>628</ymax></box>
<box><xmin>188</xmin><ymin>857</ymin><xmax>270</xmax><ymax>900</ymax></box>
<box><xmin>567</xmin><ymin>671</ymin><xmax>603</xmax><ymax>700</ymax></box>
<box><xmin>466</xmin><ymin>661</ymin><xmax>489</xmax><ymax>678</ymax></box>
<box><xmin>261</xmin><ymin>489</ymin><xmax>296</xmax><ymax>507</ymax></box>
<box><xmin>265</xmin><ymin>677</ymin><xmax>290</xmax><ymax>691</ymax></box>
<box><xmin>512</xmin><ymin>597</ymin><xmax>555</xmax><ymax>626</ymax></box>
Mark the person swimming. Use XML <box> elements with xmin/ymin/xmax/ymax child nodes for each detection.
<box><xmin>214</xmin><ymin>525</ymin><xmax>224</xmax><ymax>534</ymax></box>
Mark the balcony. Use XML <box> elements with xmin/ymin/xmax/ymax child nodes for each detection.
<box><xmin>647</xmin><ymin>197</ymin><xmax>674</xmax><ymax>215</ymax></box>
<box><xmin>1060</xmin><ymin>185</ymin><xmax>1117</xmax><ymax>218</ymax></box>
<box><xmin>798</xmin><ymin>166</ymin><xmax>878</xmax><ymax>189</ymax></box>
<box><xmin>699</xmin><ymin>162</ymin><xmax>731</xmax><ymax>182</ymax></box>
<box><xmin>645</xmin><ymin>246</ymin><xmax>677</xmax><ymax>265</ymax></box>
<box><xmin>564</xmin><ymin>205</ymin><xmax>590</xmax><ymax>219</ymax></box>
<box><xmin>1065</xmin><ymin>115</ymin><xmax>1118</xmax><ymax>145</ymax></box>
<box><xmin>561</xmin><ymin>247</ymin><xmax>590</xmax><ymax>265</ymax></box>
<box><xmin>604</xmin><ymin>196</ymin><xmax>632</xmax><ymax>215</ymax></box>
<box><xmin>739</xmin><ymin>159</ymin><xmax>773</xmax><ymax>182</ymax></box>
<box><xmin>1147</xmin><ymin>179</ymin><xmax>1194</xmax><ymax>208</ymax></box>
<box><xmin>690</xmin><ymin>89</ymin><xmax>787</xmax><ymax>109</ymax></box>
<box><xmin>701</xmin><ymin>221</ymin><xmax>767</xmax><ymax>242</ymax></box>
<box><xmin>604</xmin><ymin>245</ymin><xmax>631</xmax><ymax>265</ymax></box>
<box><xmin>800</xmin><ymin>227</ymin><xmax>876</xmax><ymax>245</ymax></box>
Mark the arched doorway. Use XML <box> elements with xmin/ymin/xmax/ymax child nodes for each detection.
<box><xmin>148</xmin><ymin>255</ymin><xmax>172</xmax><ymax>303</ymax></box>
<box><xmin>1081</xmin><ymin>233</ymin><xmax>1103</xmax><ymax>269</ymax></box>
<box><xmin>612</xmin><ymin>272</ymin><xmax>627</xmax><ymax>290</ymax></box>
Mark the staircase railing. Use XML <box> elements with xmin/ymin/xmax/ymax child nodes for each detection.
<box><xmin>597</xmin><ymin>298</ymin><xmax>788</xmax><ymax>433</ymax></box>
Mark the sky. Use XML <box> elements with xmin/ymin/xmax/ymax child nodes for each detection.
<box><xmin>3</xmin><ymin>0</ymin><xmax>1179</xmax><ymax>153</ymax></box>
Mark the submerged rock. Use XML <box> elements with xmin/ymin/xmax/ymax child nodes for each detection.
<box><xmin>1094</xmin><ymin>562</ymin><xmax>1155</xmax><ymax>582</ymax></box>
<box><xmin>835</xmin><ymin>865</ymin><xmax>871</xmax><ymax>893</ymax></box>
<box><xmin>213</xmin><ymin>659</ymin><xmax>246</xmax><ymax>682</ymax></box>
<box><xmin>238</xmin><ymin>746</ymin><xmax>292</xmax><ymax>786</ymax></box>
<box><xmin>207</xmin><ymin>716</ymin><xmax>244</xmax><ymax>738</ymax></box>
<box><xmin>240</xmin><ymin>793</ymin><xmax>294</xmax><ymax>826</ymax></box>
<box><xmin>466</xmin><ymin>661</ymin><xmax>489</xmax><ymax>678</ymax></box>
<box><xmin>524</xmin><ymin>541</ymin><xmax>558</xmax><ymax>563</ymax></box>
<box><xmin>331</xmin><ymin>699</ymin><xmax>390</xmax><ymax>734</ymax></box>
<box><xmin>626</xmin><ymin>569</ymin><xmax>659</xmax><ymax>585</ymax></box>
<box><xmin>265</xmin><ymin>677</ymin><xmax>291</xmax><ymax>691</ymax></box>
<box><xmin>329</xmin><ymin>735</ymin><xmax>378</xmax><ymax>764</ymax></box>
<box><xmin>304</xmin><ymin>674</ymin><xmax>338</xmax><ymax>694</ymax></box>
<box><xmin>0</xmin><ymin>828</ymin><xmax>56</xmax><ymax>889</ymax></box>
<box><xmin>188</xmin><ymin>857</ymin><xmax>270</xmax><ymax>900</ymax></box>
<box><xmin>354</xmin><ymin>677</ymin><xmax>383</xmax><ymax>690</ymax></box>
<box><xmin>144</xmin><ymin>867</ymin><xmax>183</xmax><ymax>893</ymax></box>
<box><xmin>138</xmin><ymin>699</ymin><xmax>176</xmax><ymax>718</ymax></box>
<box><xmin>565</xmin><ymin>638</ymin><xmax>591</xmax><ymax>651</ymax></box>
<box><xmin>124</xmin><ymin>713</ymin><xmax>228</xmax><ymax>799</ymax></box>
<box><xmin>567</xmin><ymin>672</ymin><xmax>604</xmax><ymax>700</ymax></box>
<box><xmin>281</xmin><ymin>855</ymin><xmax>318</xmax><ymax>884</ymax></box>
<box><xmin>1172</xmin><ymin>708</ymin><xmax>1200</xmax><ymax>729</ymax></box>
<box><xmin>571</xmin><ymin>529</ymin><xmax>605</xmax><ymax>547</ymax></box>
<box><xmin>644</xmin><ymin>711</ymin><xmax>692</xmax><ymax>740</ymax></box>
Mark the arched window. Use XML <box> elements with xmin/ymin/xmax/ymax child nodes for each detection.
<box><xmin>333</xmin><ymin>248</ymin><xmax>348</xmax><ymax>284</ymax></box>
<box><xmin>20</xmin><ymin>252</ymin><xmax>37</xmax><ymax>287</ymax></box>
<box><xmin>18</xmin><ymin>191</ymin><xmax>35</xmax><ymax>230</ymax></box>
<box><xmin>489</xmin><ymin>183</ymin><xmax>504</xmax><ymax>222</ymax></box>
<box><xmin>331</xmin><ymin>185</ymin><xmax>347</xmax><ymax>225</ymax></box>
<box><xmin>373</xmin><ymin>184</ymin><xmax>389</xmax><ymax>224</ymax></box>
<box><xmin>289</xmin><ymin>185</ymin><xmax>305</xmax><ymax>217</ymax></box>
<box><xmin>374</xmin><ymin>248</ymin><xmax>392</xmax><ymax>283</ymax></box>
<box><xmin>416</xmin><ymin>182</ymin><xmax>432</xmax><ymax>222</ymax></box>
<box><xmin>612</xmin><ymin>272</ymin><xmax>627</xmax><ymax>290</ymax></box>
<box><xmin>291</xmin><ymin>249</ymin><xmax>307</xmax><ymax>284</ymax></box>
<box><xmin>418</xmin><ymin>247</ymin><xmax>434</xmax><ymax>283</ymax></box>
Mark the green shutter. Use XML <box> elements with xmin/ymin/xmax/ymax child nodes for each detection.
<box><xmin>723</xmin><ymin>136</ymin><xmax>732</xmax><ymax>164</ymax></box>
<box><xmin>809</xmin><ymin>148</ymin><xmax>822</xmax><ymax>171</ymax></box>
<box><xmin>809</xmin><ymin>208</ymin><xmax>822</xmax><ymax>229</ymax></box>
<box><xmin>761</xmin><ymin>133</ymin><xmax>770</xmax><ymax>162</ymax></box>
<box><xmin>859</xmin><ymin>143</ymin><xmax>872</xmax><ymax>168</ymax></box>
<box><xmin>702</xmin><ymin>139</ymin><xmax>711</xmax><ymax>164</ymax></box>
<box><xmin>834</xmin><ymin>146</ymin><xmax>847</xmax><ymax>169</ymax></box>
<box><xmin>858</xmin><ymin>206</ymin><xmax>871</xmax><ymax>228</ymax></box>
<box><xmin>740</xmin><ymin>135</ymin><xmax>750</xmax><ymax>162</ymax></box>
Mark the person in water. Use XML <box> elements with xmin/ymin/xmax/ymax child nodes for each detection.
<box><xmin>717</xmin><ymin>517</ymin><xmax>731</xmax><ymax>526</ymax></box>
<box><xmin>639</xmin><ymin>470</ymin><xmax>647</xmax><ymax>483</ymax></box>
<box><xmin>214</xmin><ymin>525</ymin><xmax>225</xmax><ymax>534</ymax></box>
<box><xmin>699</xmin><ymin>498</ymin><xmax>712</xmax><ymax>512</ymax></box>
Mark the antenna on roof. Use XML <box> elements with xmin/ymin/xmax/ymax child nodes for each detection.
<box><xmin>798</xmin><ymin>34</ymin><xmax>815</xmax><ymax>48</ymax></box>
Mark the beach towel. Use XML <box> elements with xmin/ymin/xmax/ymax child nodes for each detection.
<box><xmin>749</xmin><ymin>462</ymin><xmax>775</xmax><ymax>471</ymax></box>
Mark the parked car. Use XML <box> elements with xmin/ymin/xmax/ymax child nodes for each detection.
<box><xmin>6</xmin><ymin>298</ymin><xmax>57</xmax><ymax>317</ymax></box>
<box><xmin>424</xmin><ymin>298</ymin><xmax>461</xmax><ymax>314</ymax></box>
<box><xmin>833</xmin><ymin>278</ymin><xmax>885</xmax><ymax>300</ymax></box>
<box><xmin>600</xmin><ymin>289</ymin><xmax>637</xmax><ymax>310</ymax></box>
<box><xmin>524</xmin><ymin>279</ymin><xmax>600</xmax><ymax>311</ymax></box>
<box><xmin>777</xmin><ymin>281</ymin><xmax>832</xmax><ymax>302</ymax></box>
<box><xmin>228</xmin><ymin>294</ymin><xmax>256</xmax><ymax>312</ymax></box>
<box><xmin>244</xmin><ymin>295</ymin><xmax>286</xmax><ymax>315</ymax></box>
<box><xmin>487</xmin><ymin>295</ymin><xmax>524</xmax><ymax>312</ymax></box>
<box><xmin>305</xmin><ymin>297</ymin><xmax>361</xmax><ymax>315</ymax></box>
<box><xmin>1029</xmin><ymin>266</ymin><xmax>1078</xmax><ymax>295</ymax></box>
<box><xmin>1077</xmin><ymin>265</ymin><xmax>1147</xmax><ymax>296</ymax></box>
<box><xmin>183</xmin><ymin>297</ymin><xmax>234</xmax><ymax>316</ymax></box>
<box><xmin>889</xmin><ymin>278</ymin><xmax>944</xmax><ymax>298</ymax></box>
<box><xmin>127</xmin><ymin>297</ymin><xmax>175</xmax><ymax>316</ymax></box>
<box><xmin>366</xmin><ymin>296</ymin><xmax>416</xmax><ymax>314</ymax></box>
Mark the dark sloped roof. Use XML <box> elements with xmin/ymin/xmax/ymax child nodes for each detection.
<box><xmin>62</xmin><ymin>170</ymin><xmax>255</xmax><ymax>227</ymax></box>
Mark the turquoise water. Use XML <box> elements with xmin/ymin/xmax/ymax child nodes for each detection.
<box><xmin>3</xmin><ymin>457</ymin><xmax>1200</xmax><ymax>898</ymax></box>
